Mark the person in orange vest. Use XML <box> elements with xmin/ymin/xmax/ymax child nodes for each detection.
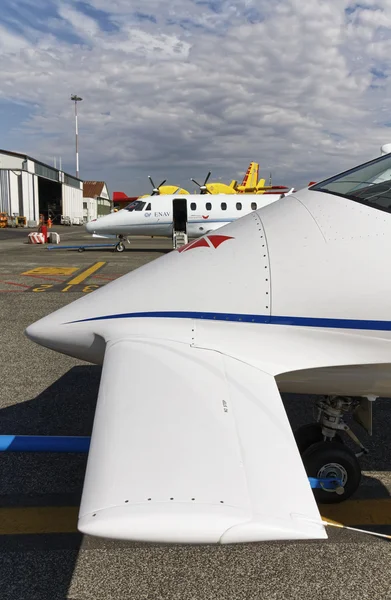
<box><xmin>47</xmin><ymin>217</ymin><xmax>52</xmax><ymax>228</ymax></box>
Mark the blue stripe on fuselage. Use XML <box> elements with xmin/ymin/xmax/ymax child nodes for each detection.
<box><xmin>68</xmin><ymin>311</ymin><xmax>391</xmax><ymax>331</ymax></box>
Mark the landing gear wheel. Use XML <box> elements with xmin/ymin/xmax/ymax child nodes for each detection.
<box><xmin>78</xmin><ymin>247</ymin><xmax>85</xmax><ymax>252</ymax></box>
<box><xmin>294</xmin><ymin>423</ymin><xmax>343</xmax><ymax>454</ymax></box>
<box><xmin>302</xmin><ymin>441</ymin><xmax>361</xmax><ymax>504</ymax></box>
<box><xmin>115</xmin><ymin>241</ymin><xmax>125</xmax><ymax>253</ymax></box>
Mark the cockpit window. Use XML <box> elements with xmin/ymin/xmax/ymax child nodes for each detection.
<box><xmin>125</xmin><ymin>200</ymin><xmax>146</xmax><ymax>212</ymax></box>
<box><xmin>124</xmin><ymin>201</ymin><xmax>138</xmax><ymax>211</ymax></box>
<box><xmin>311</xmin><ymin>154</ymin><xmax>391</xmax><ymax>213</ymax></box>
<box><xmin>145</xmin><ymin>203</ymin><xmax>151</xmax><ymax>211</ymax></box>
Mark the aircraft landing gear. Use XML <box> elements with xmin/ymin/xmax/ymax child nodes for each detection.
<box><xmin>294</xmin><ymin>422</ymin><xmax>343</xmax><ymax>454</ymax></box>
<box><xmin>295</xmin><ymin>395</ymin><xmax>372</xmax><ymax>503</ymax></box>
<box><xmin>302</xmin><ymin>441</ymin><xmax>361</xmax><ymax>503</ymax></box>
<box><xmin>115</xmin><ymin>235</ymin><xmax>126</xmax><ymax>253</ymax></box>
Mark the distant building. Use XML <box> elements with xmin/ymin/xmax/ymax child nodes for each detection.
<box><xmin>83</xmin><ymin>181</ymin><xmax>111</xmax><ymax>221</ymax></box>
<box><xmin>0</xmin><ymin>149</ymin><xmax>83</xmax><ymax>225</ymax></box>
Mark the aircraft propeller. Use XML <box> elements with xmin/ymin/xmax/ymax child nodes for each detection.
<box><xmin>191</xmin><ymin>172</ymin><xmax>212</xmax><ymax>194</ymax></box>
<box><xmin>148</xmin><ymin>176</ymin><xmax>167</xmax><ymax>195</ymax></box>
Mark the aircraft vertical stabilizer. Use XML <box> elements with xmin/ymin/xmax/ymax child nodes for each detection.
<box><xmin>241</xmin><ymin>162</ymin><xmax>259</xmax><ymax>190</ymax></box>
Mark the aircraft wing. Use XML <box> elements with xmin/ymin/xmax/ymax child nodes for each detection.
<box><xmin>78</xmin><ymin>337</ymin><xmax>326</xmax><ymax>543</ymax></box>
<box><xmin>92</xmin><ymin>233</ymin><xmax>117</xmax><ymax>239</ymax></box>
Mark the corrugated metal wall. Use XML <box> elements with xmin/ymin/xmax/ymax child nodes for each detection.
<box><xmin>21</xmin><ymin>171</ymin><xmax>38</xmax><ymax>221</ymax></box>
<box><xmin>0</xmin><ymin>171</ymin><xmax>10</xmax><ymax>213</ymax></box>
<box><xmin>9</xmin><ymin>171</ymin><xmax>20</xmax><ymax>215</ymax></box>
<box><xmin>0</xmin><ymin>170</ymin><xmax>39</xmax><ymax>220</ymax></box>
<box><xmin>62</xmin><ymin>184</ymin><xmax>84</xmax><ymax>220</ymax></box>
<box><xmin>1</xmin><ymin>167</ymin><xmax>83</xmax><ymax>222</ymax></box>
<box><xmin>33</xmin><ymin>175</ymin><xmax>39</xmax><ymax>221</ymax></box>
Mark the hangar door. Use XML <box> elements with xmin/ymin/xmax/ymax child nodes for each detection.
<box><xmin>36</xmin><ymin>164</ymin><xmax>62</xmax><ymax>222</ymax></box>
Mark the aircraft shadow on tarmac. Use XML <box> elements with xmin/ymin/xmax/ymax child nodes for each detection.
<box><xmin>0</xmin><ymin>366</ymin><xmax>100</xmax><ymax>600</ymax></box>
<box><xmin>0</xmin><ymin>369</ymin><xmax>390</xmax><ymax>599</ymax></box>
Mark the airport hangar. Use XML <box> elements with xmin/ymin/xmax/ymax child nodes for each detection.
<box><xmin>0</xmin><ymin>149</ymin><xmax>111</xmax><ymax>225</ymax></box>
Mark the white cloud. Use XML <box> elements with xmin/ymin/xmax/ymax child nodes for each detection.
<box><xmin>0</xmin><ymin>0</ymin><xmax>391</xmax><ymax>192</ymax></box>
<box><xmin>102</xmin><ymin>27</ymin><xmax>191</xmax><ymax>59</ymax></box>
<box><xmin>58</xmin><ymin>4</ymin><xmax>100</xmax><ymax>39</ymax></box>
<box><xmin>0</xmin><ymin>24</ymin><xmax>30</xmax><ymax>53</ymax></box>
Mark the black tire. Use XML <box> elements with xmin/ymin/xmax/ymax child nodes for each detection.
<box><xmin>78</xmin><ymin>247</ymin><xmax>85</xmax><ymax>252</ymax></box>
<box><xmin>302</xmin><ymin>441</ymin><xmax>361</xmax><ymax>504</ymax></box>
<box><xmin>294</xmin><ymin>423</ymin><xmax>343</xmax><ymax>454</ymax></box>
<box><xmin>116</xmin><ymin>242</ymin><xmax>125</xmax><ymax>253</ymax></box>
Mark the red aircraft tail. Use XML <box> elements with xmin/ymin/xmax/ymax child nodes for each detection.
<box><xmin>113</xmin><ymin>191</ymin><xmax>130</xmax><ymax>201</ymax></box>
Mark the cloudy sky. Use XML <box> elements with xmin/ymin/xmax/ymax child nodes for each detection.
<box><xmin>1</xmin><ymin>0</ymin><xmax>391</xmax><ymax>195</ymax></box>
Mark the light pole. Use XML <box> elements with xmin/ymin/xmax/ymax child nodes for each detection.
<box><xmin>71</xmin><ymin>94</ymin><xmax>82</xmax><ymax>178</ymax></box>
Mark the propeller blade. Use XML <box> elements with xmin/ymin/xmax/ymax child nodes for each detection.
<box><xmin>204</xmin><ymin>171</ymin><xmax>211</xmax><ymax>185</ymax></box>
<box><xmin>148</xmin><ymin>175</ymin><xmax>156</xmax><ymax>189</ymax></box>
<box><xmin>158</xmin><ymin>180</ymin><xmax>167</xmax><ymax>188</ymax></box>
<box><xmin>191</xmin><ymin>178</ymin><xmax>202</xmax><ymax>187</ymax></box>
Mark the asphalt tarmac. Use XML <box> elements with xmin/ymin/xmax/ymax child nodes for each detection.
<box><xmin>0</xmin><ymin>226</ymin><xmax>390</xmax><ymax>600</ymax></box>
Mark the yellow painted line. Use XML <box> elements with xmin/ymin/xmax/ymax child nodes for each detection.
<box><xmin>0</xmin><ymin>499</ymin><xmax>390</xmax><ymax>535</ymax></box>
<box><xmin>67</xmin><ymin>262</ymin><xmax>106</xmax><ymax>285</ymax></box>
<box><xmin>0</xmin><ymin>507</ymin><xmax>78</xmax><ymax>535</ymax></box>
<box><xmin>322</xmin><ymin>517</ymin><xmax>346</xmax><ymax>527</ymax></box>
<box><xmin>322</xmin><ymin>517</ymin><xmax>391</xmax><ymax>540</ymax></box>
<box><xmin>22</xmin><ymin>267</ymin><xmax>78</xmax><ymax>276</ymax></box>
<box><xmin>320</xmin><ymin>498</ymin><xmax>391</xmax><ymax>526</ymax></box>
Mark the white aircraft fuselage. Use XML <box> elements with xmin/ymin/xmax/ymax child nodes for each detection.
<box><xmin>29</xmin><ymin>186</ymin><xmax>391</xmax><ymax>397</ymax></box>
<box><xmin>24</xmin><ymin>151</ymin><xmax>391</xmax><ymax>544</ymax></box>
<box><xmin>85</xmin><ymin>192</ymin><xmax>290</xmax><ymax>238</ymax></box>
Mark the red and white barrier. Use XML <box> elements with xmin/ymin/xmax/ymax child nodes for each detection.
<box><xmin>28</xmin><ymin>232</ymin><xmax>45</xmax><ymax>244</ymax></box>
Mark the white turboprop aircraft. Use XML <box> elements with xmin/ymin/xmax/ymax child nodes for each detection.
<box><xmin>85</xmin><ymin>190</ymin><xmax>293</xmax><ymax>251</ymax></box>
<box><xmin>26</xmin><ymin>151</ymin><xmax>391</xmax><ymax>544</ymax></box>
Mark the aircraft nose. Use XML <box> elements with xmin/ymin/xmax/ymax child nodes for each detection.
<box><xmin>85</xmin><ymin>219</ymin><xmax>98</xmax><ymax>234</ymax></box>
<box><xmin>25</xmin><ymin>312</ymin><xmax>67</xmax><ymax>358</ymax></box>
<box><xmin>25</xmin><ymin>304</ymin><xmax>105</xmax><ymax>364</ymax></box>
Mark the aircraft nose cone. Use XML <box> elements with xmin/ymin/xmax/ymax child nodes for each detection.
<box><xmin>25</xmin><ymin>303</ymin><xmax>105</xmax><ymax>364</ymax></box>
<box><xmin>86</xmin><ymin>219</ymin><xmax>97</xmax><ymax>233</ymax></box>
<box><xmin>25</xmin><ymin>320</ymin><xmax>45</xmax><ymax>345</ymax></box>
<box><xmin>25</xmin><ymin>311</ymin><xmax>72</xmax><ymax>351</ymax></box>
